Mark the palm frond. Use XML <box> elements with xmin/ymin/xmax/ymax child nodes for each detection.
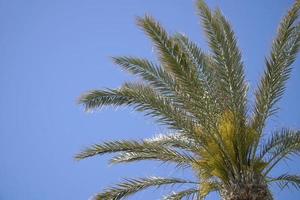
<box><xmin>172</xmin><ymin>33</ymin><xmax>223</xmax><ymax>124</ymax></box>
<box><xmin>145</xmin><ymin>132</ymin><xmax>200</xmax><ymax>152</ymax></box>
<box><xmin>110</xmin><ymin>148</ymin><xmax>196</xmax><ymax>168</ymax></box>
<box><xmin>197</xmin><ymin>2</ymin><xmax>250</xmax><ymax>171</ymax></box>
<box><xmin>136</xmin><ymin>15</ymin><xmax>192</xmax><ymax>79</ymax></box>
<box><xmin>75</xmin><ymin>140</ymin><xmax>158</xmax><ymax>160</ymax></box>
<box><xmin>93</xmin><ymin>177</ymin><xmax>198</xmax><ymax>200</ymax></box>
<box><xmin>252</xmin><ymin>0</ymin><xmax>300</xmax><ymax>135</ymax></box>
<box><xmin>268</xmin><ymin>174</ymin><xmax>300</xmax><ymax>190</ymax></box>
<box><xmin>163</xmin><ymin>188</ymin><xmax>199</xmax><ymax>200</ymax></box>
<box><xmin>113</xmin><ymin>55</ymin><xmax>217</xmax><ymax>130</ymax></box>
<box><xmin>137</xmin><ymin>15</ymin><xmax>220</xmax><ymax>132</ymax></box>
<box><xmin>79</xmin><ymin>83</ymin><xmax>197</xmax><ymax>135</ymax></box>
<box><xmin>197</xmin><ymin>0</ymin><xmax>248</xmax><ymax>117</ymax></box>
<box><xmin>112</xmin><ymin>56</ymin><xmax>177</xmax><ymax>97</ymax></box>
<box><xmin>199</xmin><ymin>181</ymin><xmax>220</xmax><ymax>200</ymax></box>
<box><xmin>171</xmin><ymin>33</ymin><xmax>216</xmax><ymax>83</ymax></box>
<box><xmin>77</xmin><ymin>0</ymin><xmax>300</xmax><ymax>199</ymax></box>
<box><xmin>75</xmin><ymin>137</ymin><xmax>198</xmax><ymax>168</ymax></box>
<box><xmin>261</xmin><ymin>129</ymin><xmax>300</xmax><ymax>175</ymax></box>
<box><xmin>76</xmin><ymin>139</ymin><xmax>197</xmax><ymax>167</ymax></box>
<box><xmin>78</xmin><ymin>88</ymin><xmax>127</xmax><ymax>111</ymax></box>
<box><xmin>258</xmin><ymin>129</ymin><xmax>300</xmax><ymax>159</ymax></box>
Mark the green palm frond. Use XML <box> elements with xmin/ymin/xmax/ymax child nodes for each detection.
<box><xmin>258</xmin><ymin>129</ymin><xmax>300</xmax><ymax>160</ymax></box>
<box><xmin>163</xmin><ymin>188</ymin><xmax>199</xmax><ymax>200</ymax></box>
<box><xmin>93</xmin><ymin>177</ymin><xmax>198</xmax><ymax>200</ymax></box>
<box><xmin>112</xmin><ymin>55</ymin><xmax>217</xmax><ymax>130</ymax></box>
<box><xmin>136</xmin><ymin>15</ymin><xmax>192</xmax><ymax>79</ymax></box>
<box><xmin>79</xmin><ymin>88</ymin><xmax>127</xmax><ymax>111</ymax></box>
<box><xmin>112</xmin><ymin>56</ymin><xmax>177</xmax><ymax>97</ymax></box>
<box><xmin>252</xmin><ymin>0</ymin><xmax>300</xmax><ymax>135</ymax></box>
<box><xmin>75</xmin><ymin>140</ymin><xmax>162</xmax><ymax>160</ymax></box>
<box><xmin>137</xmin><ymin>16</ymin><xmax>220</xmax><ymax>132</ymax></box>
<box><xmin>75</xmin><ymin>139</ymin><xmax>197</xmax><ymax>167</ymax></box>
<box><xmin>136</xmin><ymin>15</ymin><xmax>198</xmax><ymax>94</ymax></box>
<box><xmin>268</xmin><ymin>174</ymin><xmax>300</xmax><ymax>190</ymax></box>
<box><xmin>171</xmin><ymin>33</ymin><xmax>219</xmax><ymax>99</ymax></box>
<box><xmin>197</xmin><ymin>0</ymin><xmax>248</xmax><ymax>117</ymax></box>
<box><xmin>260</xmin><ymin>129</ymin><xmax>300</xmax><ymax>175</ymax></box>
<box><xmin>110</xmin><ymin>149</ymin><xmax>195</xmax><ymax>168</ymax></box>
<box><xmin>172</xmin><ymin>33</ymin><xmax>223</xmax><ymax>125</ymax></box>
<box><xmin>171</xmin><ymin>33</ymin><xmax>216</xmax><ymax>81</ymax></box>
<box><xmin>197</xmin><ymin>2</ymin><xmax>250</xmax><ymax>170</ymax></box>
<box><xmin>145</xmin><ymin>132</ymin><xmax>200</xmax><ymax>152</ymax></box>
<box><xmin>199</xmin><ymin>181</ymin><xmax>220</xmax><ymax>200</ymax></box>
<box><xmin>79</xmin><ymin>83</ymin><xmax>196</xmax><ymax>134</ymax></box>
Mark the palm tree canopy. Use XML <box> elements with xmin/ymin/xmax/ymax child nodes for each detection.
<box><xmin>77</xmin><ymin>0</ymin><xmax>300</xmax><ymax>199</ymax></box>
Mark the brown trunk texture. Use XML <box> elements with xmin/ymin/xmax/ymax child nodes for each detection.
<box><xmin>220</xmin><ymin>183</ymin><xmax>273</xmax><ymax>200</ymax></box>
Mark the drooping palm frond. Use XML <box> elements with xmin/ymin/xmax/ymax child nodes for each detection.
<box><xmin>258</xmin><ymin>129</ymin><xmax>300</xmax><ymax>160</ymax></box>
<box><xmin>268</xmin><ymin>174</ymin><xmax>300</xmax><ymax>190</ymax></box>
<box><xmin>75</xmin><ymin>140</ymin><xmax>170</xmax><ymax>159</ymax></box>
<box><xmin>76</xmin><ymin>136</ymin><xmax>198</xmax><ymax>168</ymax></box>
<box><xmin>259</xmin><ymin>129</ymin><xmax>300</xmax><ymax>175</ymax></box>
<box><xmin>110</xmin><ymin>150</ymin><xmax>195</xmax><ymax>168</ymax></box>
<box><xmin>252</xmin><ymin>1</ymin><xmax>300</xmax><ymax>136</ymax></box>
<box><xmin>145</xmin><ymin>132</ymin><xmax>200</xmax><ymax>152</ymax></box>
<box><xmin>163</xmin><ymin>188</ymin><xmax>199</xmax><ymax>200</ymax></box>
<box><xmin>79</xmin><ymin>83</ymin><xmax>197</xmax><ymax>135</ymax></box>
<box><xmin>93</xmin><ymin>177</ymin><xmax>198</xmax><ymax>200</ymax></box>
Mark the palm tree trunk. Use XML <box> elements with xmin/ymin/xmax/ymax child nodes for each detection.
<box><xmin>219</xmin><ymin>183</ymin><xmax>273</xmax><ymax>200</ymax></box>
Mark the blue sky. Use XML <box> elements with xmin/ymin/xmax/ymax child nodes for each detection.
<box><xmin>1</xmin><ymin>0</ymin><xmax>299</xmax><ymax>199</ymax></box>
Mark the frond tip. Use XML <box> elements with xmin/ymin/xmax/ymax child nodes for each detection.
<box><xmin>268</xmin><ymin>174</ymin><xmax>300</xmax><ymax>190</ymax></box>
<box><xmin>252</xmin><ymin>0</ymin><xmax>300</xmax><ymax>135</ymax></box>
<box><xmin>197</xmin><ymin>0</ymin><xmax>248</xmax><ymax>117</ymax></box>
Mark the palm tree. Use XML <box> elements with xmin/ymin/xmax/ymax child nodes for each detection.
<box><xmin>76</xmin><ymin>0</ymin><xmax>300</xmax><ymax>199</ymax></box>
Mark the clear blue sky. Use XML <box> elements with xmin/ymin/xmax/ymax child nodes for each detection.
<box><xmin>1</xmin><ymin>0</ymin><xmax>299</xmax><ymax>199</ymax></box>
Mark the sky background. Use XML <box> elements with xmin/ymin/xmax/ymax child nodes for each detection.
<box><xmin>1</xmin><ymin>0</ymin><xmax>300</xmax><ymax>199</ymax></box>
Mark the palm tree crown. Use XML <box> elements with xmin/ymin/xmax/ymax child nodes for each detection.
<box><xmin>76</xmin><ymin>0</ymin><xmax>300</xmax><ymax>199</ymax></box>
